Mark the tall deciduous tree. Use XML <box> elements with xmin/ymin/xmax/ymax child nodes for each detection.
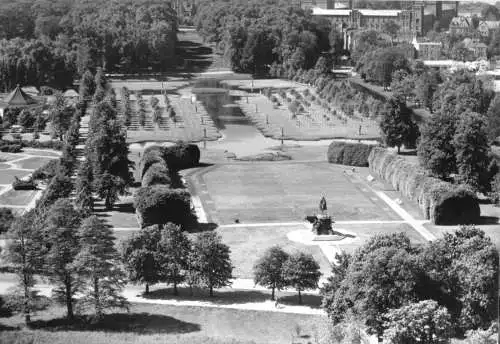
<box><xmin>418</xmin><ymin>111</ymin><xmax>458</xmax><ymax>178</ymax></box>
<box><xmin>323</xmin><ymin>233</ymin><xmax>421</xmax><ymax>337</ymax></box>
<box><xmin>253</xmin><ymin>246</ymin><xmax>289</xmax><ymax>300</ymax></box>
<box><xmin>74</xmin><ymin>216</ymin><xmax>128</xmax><ymax>319</ymax></box>
<box><xmin>44</xmin><ymin>199</ymin><xmax>83</xmax><ymax>320</ymax></box>
<box><xmin>158</xmin><ymin>223</ymin><xmax>191</xmax><ymax>295</ymax></box>
<box><xmin>121</xmin><ymin>225</ymin><xmax>163</xmax><ymax>294</ymax></box>
<box><xmin>191</xmin><ymin>232</ymin><xmax>233</xmax><ymax>297</ymax></box>
<box><xmin>419</xmin><ymin>226</ymin><xmax>498</xmax><ymax>334</ymax></box>
<box><xmin>282</xmin><ymin>252</ymin><xmax>321</xmax><ymax>304</ymax></box>
<box><xmin>453</xmin><ymin>111</ymin><xmax>491</xmax><ymax>191</ymax></box>
<box><xmin>380</xmin><ymin>99</ymin><xmax>419</xmax><ymax>153</ymax></box>
<box><xmin>383</xmin><ymin>300</ymin><xmax>453</xmax><ymax>344</ymax></box>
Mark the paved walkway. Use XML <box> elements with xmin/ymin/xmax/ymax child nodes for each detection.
<box><xmin>0</xmin><ymin>277</ymin><xmax>326</xmax><ymax>315</ymax></box>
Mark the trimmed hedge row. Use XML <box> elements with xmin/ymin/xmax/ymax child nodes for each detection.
<box><xmin>368</xmin><ymin>147</ymin><xmax>480</xmax><ymax>225</ymax></box>
<box><xmin>135</xmin><ymin>142</ymin><xmax>201</xmax><ymax>230</ymax></box>
<box><xmin>134</xmin><ymin>186</ymin><xmax>194</xmax><ymax>228</ymax></box>
<box><xmin>327</xmin><ymin>142</ymin><xmax>376</xmax><ymax>167</ymax></box>
<box><xmin>140</xmin><ymin>147</ymin><xmax>165</xmax><ymax>178</ymax></box>
<box><xmin>163</xmin><ymin>142</ymin><xmax>201</xmax><ymax>171</ymax></box>
<box><xmin>142</xmin><ymin>162</ymin><xmax>171</xmax><ymax>187</ymax></box>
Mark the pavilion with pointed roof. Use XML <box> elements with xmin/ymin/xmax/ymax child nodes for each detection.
<box><xmin>0</xmin><ymin>85</ymin><xmax>42</xmax><ymax>117</ymax></box>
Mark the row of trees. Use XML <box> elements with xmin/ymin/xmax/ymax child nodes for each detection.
<box><xmin>253</xmin><ymin>246</ymin><xmax>321</xmax><ymax>304</ymax></box>
<box><xmin>321</xmin><ymin>227</ymin><xmax>498</xmax><ymax>341</ymax></box>
<box><xmin>80</xmin><ymin>69</ymin><xmax>133</xmax><ymax>211</ymax></box>
<box><xmin>122</xmin><ymin>224</ymin><xmax>233</xmax><ymax>297</ymax></box>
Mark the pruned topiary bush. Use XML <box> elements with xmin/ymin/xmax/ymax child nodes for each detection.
<box><xmin>432</xmin><ymin>187</ymin><xmax>480</xmax><ymax>225</ymax></box>
<box><xmin>368</xmin><ymin>147</ymin><xmax>480</xmax><ymax>225</ymax></box>
<box><xmin>12</xmin><ymin>177</ymin><xmax>37</xmax><ymax>190</ymax></box>
<box><xmin>139</xmin><ymin>147</ymin><xmax>165</xmax><ymax>178</ymax></box>
<box><xmin>142</xmin><ymin>162</ymin><xmax>171</xmax><ymax>187</ymax></box>
<box><xmin>327</xmin><ymin>142</ymin><xmax>376</xmax><ymax>167</ymax></box>
<box><xmin>134</xmin><ymin>185</ymin><xmax>195</xmax><ymax>228</ymax></box>
<box><xmin>163</xmin><ymin>142</ymin><xmax>200</xmax><ymax>171</ymax></box>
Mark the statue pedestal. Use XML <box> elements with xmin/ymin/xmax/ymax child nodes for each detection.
<box><xmin>312</xmin><ymin>214</ymin><xmax>334</xmax><ymax>235</ymax></box>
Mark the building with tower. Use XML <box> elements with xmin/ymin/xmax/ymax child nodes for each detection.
<box><xmin>306</xmin><ymin>1</ymin><xmax>460</xmax><ymax>49</ymax></box>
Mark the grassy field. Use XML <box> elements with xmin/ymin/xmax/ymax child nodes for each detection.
<box><xmin>0</xmin><ymin>169</ymin><xmax>31</xmax><ymax>184</ymax></box>
<box><xmin>15</xmin><ymin>157</ymin><xmax>54</xmax><ymax>170</ymax></box>
<box><xmin>199</xmin><ymin>162</ymin><xmax>400</xmax><ymax>224</ymax></box>
<box><xmin>216</xmin><ymin>222</ymin><xmax>426</xmax><ymax>279</ymax></box>
<box><xmin>0</xmin><ymin>303</ymin><xmax>327</xmax><ymax>344</ymax></box>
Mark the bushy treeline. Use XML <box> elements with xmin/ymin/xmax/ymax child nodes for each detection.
<box><xmin>321</xmin><ymin>228</ymin><xmax>498</xmax><ymax>340</ymax></box>
<box><xmin>369</xmin><ymin>147</ymin><xmax>480</xmax><ymax>225</ymax></box>
<box><xmin>195</xmin><ymin>0</ymin><xmax>330</xmax><ymax>75</ymax></box>
<box><xmin>0</xmin><ymin>0</ymin><xmax>177</xmax><ymax>91</ymax></box>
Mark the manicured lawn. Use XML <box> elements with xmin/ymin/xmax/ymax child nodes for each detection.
<box><xmin>216</xmin><ymin>224</ymin><xmax>331</xmax><ymax>279</ymax></box>
<box><xmin>15</xmin><ymin>157</ymin><xmax>54</xmax><ymax>170</ymax></box>
<box><xmin>199</xmin><ymin>162</ymin><xmax>401</xmax><ymax>224</ymax></box>
<box><xmin>22</xmin><ymin>148</ymin><xmax>61</xmax><ymax>157</ymax></box>
<box><xmin>0</xmin><ymin>303</ymin><xmax>327</xmax><ymax>344</ymax></box>
<box><xmin>0</xmin><ymin>189</ymin><xmax>38</xmax><ymax>206</ymax></box>
<box><xmin>0</xmin><ymin>169</ymin><xmax>31</xmax><ymax>184</ymax></box>
<box><xmin>217</xmin><ymin>222</ymin><xmax>426</xmax><ymax>279</ymax></box>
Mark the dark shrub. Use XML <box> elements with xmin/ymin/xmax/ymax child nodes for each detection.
<box><xmin>0</xmin><ymin>144</ymin><xmax>22</xmax><ymax>153</ymax></box>
<box><xmin>142</xmin><ymin>163</ymin><xmax>171</xmax><ymax>187</ymax></box>
<box><xmin>140</xmin><ymin>148</ymin><xmax>165</xmax><ymax>178</ymax></box>
<box><xmin>163</xmin><ymin>142</ymin><xmax>200</xmax><ymax>171</ymax></box>
<box><xmin>432</xmin><ymin>187</ymin><xmax>480</xmax><ymax>225</ymax></box>
<box><xmin>12</xmin><ymin>177</ymin><xmax>37</xmax><ymax>190</ymax></box>
<box><xmin>327</xmin><ymin>142</ymin><xmax>376</xmax><ymax>167</ymax></box>
<box><xmin>20</xmin><ymin>140</ymin><xmax>64</xmax><ymax>150</ymax></box>
<box><xmin>0</xmin><ymin>208</ymin><xmax>15</xmax><ymax>234</ymax></box>
<box><xmin>32</xmin><ymin>159</ymin><xmax>60</xmax><ymax>180</ymax></box>
<box><xmin>134</xmin><ymin>186</ymin><xmax>195</xmax><ymax>228</ymax></box>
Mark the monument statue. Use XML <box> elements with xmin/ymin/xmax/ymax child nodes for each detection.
<box><xmin>305</xmin><ymin>196</ymin><xmax>335</xmax><ymax>235</ymax></box>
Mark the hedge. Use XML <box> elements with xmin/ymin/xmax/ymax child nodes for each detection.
<box><xmin>134</xmin><ymin>185</ymin><xmax>194</xmax><ymax>228</ymax></box>
<box><xmin>139</xmin><ymin>148</ymin><xmax>165</xmax><ymax>178</ymax></box>
<box><xmin>163</xmin><ymin>142</ymin><xmax>200</xmax><ymax>171</ymax></box>
<box><xmin>12</xmin><ymin>177</ymin><xmax>37</xmax><ymax>190</ymax></box>
<box><xmin>368</xmin><ymin>147</ymin><xmax>480</xmax><ymax>225</ymax></box>
<box><xmin>327</xmin><ymin>142</ymin><xmax>376</xmax><ymax>167</ymax></box>
<box><xmin>142</xmin><ymin>162</ymin><xmax>171</xmax><ymax>187</ymax></box>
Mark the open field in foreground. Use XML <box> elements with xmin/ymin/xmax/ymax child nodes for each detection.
<box><xmin>0</xmin><ymin>303</ymin><xmax>326</xmax><ymax>344</ymax></box>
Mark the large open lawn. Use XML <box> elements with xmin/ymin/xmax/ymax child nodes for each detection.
<box><xmin>0</xmin><ymin>303</ymin><xmax>326</xmax><ymax>344</ymax></box>
<box><xmin>196</xmin><ymin>162</ymin><xmax>400</xmax><ymax>224</ymax></box>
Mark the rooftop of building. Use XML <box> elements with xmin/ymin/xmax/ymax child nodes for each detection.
<box><xmin>312</xmin><ymin>7</ymin><xmax>401</xmax><ymax>17</ymax></box>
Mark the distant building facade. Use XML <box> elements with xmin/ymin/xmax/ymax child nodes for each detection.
<box><xmin>449</xmin><ymin>16</ymin><xmax>472</xmax><ymax>35</ymax></box>
<box><xmin>414</xmin><ymin>41</ymin><xmax>442</xmax><ymax>60</ymax></box>
<box><xmin>477</xmin><ymin>20</ymin><xmax>500</xmax><ymax>37</ymax></box>
<box><xmin>309</xmin><ymin>1</ymin><xmax>460</xmax><ymax>49</ymax></box>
